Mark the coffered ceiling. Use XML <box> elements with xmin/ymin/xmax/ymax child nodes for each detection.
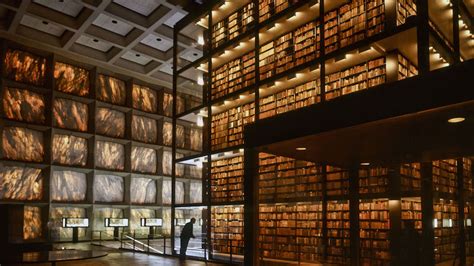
<box><xmin>0</xmin><ymin>0</ymin><xmax>204</xmax><ymax>92</ymax></box>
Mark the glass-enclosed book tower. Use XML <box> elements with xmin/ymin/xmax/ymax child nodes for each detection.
<box><xmin>173</xmin><ymin>0</ymin><xmax>473</xmax><ymax>265</ymax></box>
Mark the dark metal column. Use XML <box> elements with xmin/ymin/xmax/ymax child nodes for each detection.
<box><xmin>244</xmin><ymin>147</ymin><xmax>258</xmax><ymax>266</ymax></box>
<box><xmin>416</xmin><ymin>0</ymin><xmax>430</xmax><ymax>74</ymax></box>
<box><xmin>349</xmin><ymin>167</ymin><xmax>360</xmax><ymax>266</ymax></box>
<box><xmin>421</xmin><ymin>162</ymin><xmax>435</xmax><ymax>266</ymax></box>
<box><xmin>458</xmin><ymin>158</ymin><xmax>466</xmax><ymax>266</ymax></box>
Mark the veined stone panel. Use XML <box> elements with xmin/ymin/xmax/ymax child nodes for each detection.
<box><xmin>131</xmin><ymin>177</ymin><xmax>157</xmax><ymax>204</ymax></box>
<box><xmin>24</xmin><ymin>206</ymin><xmax>42</xmax><ymax>240</ymax></box>
<box><xmin>52</xmin><ymin>134</ymin><xmax>87</xmax><ymax>166</ymax></box>
<box><xmin>162</xmin><ymin>179</ymin><xmax>171</xmax><ymax>205</ymax></box>
<box><xmin>97</xmin><ymin>75</ymin><xmax>126</xmax><ymax>105</ymax></box>
<box><xmin>189</xmin><ymin>182</ymin><xmax>202</xmax><ymax>204</ymax></box>
<box><xmin>131</xmin><ymin>147</ymin><xmax>156</xmax><ymax>174</ymax></box>
<box><xmin>163</xmin><ymin>92</ymin><xmax>172</xmax><ymax>117</ymax></box>
<box><xmin>176</xmin><ymin>153</ymin><xmax>185</xmax><ymax>177</ymax></box>
<box><xmin>162</xmin><ymin>207</ymin><xmax>171</xmax><ymax>235</ymax></box>
<box><xmin>51</xmin><ymin>171</ymin><xmax>87</xmax><ymax>202</ymax></box>
<box><xmin>96</xmin><ymin>108</ymin><xmax>126</xmax><ymax>138</ymax></box>
<box><xmin>54</xmin><ymin>62</ymin><xmax>90</xmax><ymax>96</ymax></box>
<box><xmin>175</xmin><ymin>181</ymin><xmax>184</xmax><ymax>204</ymax></box>
<box><xmin>132</xmin><ymin>84</ymin><xmax>157</xmax><ymax>113</ymax></box>
<box><xmin>53</xmin><ymin>98</ymin><xmax>88</xmax><ymax>132</ymax></box>
<box><xmin>3</xmin><ymin>87</ymin><xmax>46</xmax><ymax>123</ymax></box>
<box><xmin>189</xmin><ymin>165</ymin><xmax>203</xmax><ymax>179</ymax></box>
<box><xmin>130</xmin><ymin>208</ymin><xmax>155</xmax><ymax>235</ymax></box>
<box><xmin>50</xmin><ymin>207</ymin><xmax>86</xmax><ymax>240</ymax></box>
<box><xmin>93</xmin><ymin>208</ymin><xmax>123</xmax><ymax>239</ymax></box>
<box><xmin>190</xmin><ymin>128</ymin><xmax>203</xmax><ymax>151</ymax></box>
<box><xmin>95</xmin><ymin>141</ymin><xmax>125</xmax><ymax>170</ymax></box>
<box><xmin>176</xmin><ymin>124</ymin><xmax>185</xmax><ymax>149</ymax></box>
<box><xmin>162</xmin><ymin>121</ymin><xmax>172</xmax><ymax>146</ymax></box>
<box><xmin>4</xmin><ymin>49</ymin><xmax>46</xmax><ymax>86</ymax></box>
<box><xmin>2</xmin><ymin>127</ymin><xmax>44</xmax><ymax>162</ymax></box>
<box><xmin>131</xmin><ymin>115</ymin><xmax>157</xmax><ymax>144</ymax></box>
<box><xmin>162</xmin><ymin>150</ymin><xmax>172</xmax><ymax>176</ymax></box>
<box><xmin>94</xmin><ymin>174</ymin><xmax>124</xmax><ymax>202</ymax></box>
<box><xmin>0</xmin><ymin>166</ymin><xmax>43</xmax><ymax>200</ymax></box>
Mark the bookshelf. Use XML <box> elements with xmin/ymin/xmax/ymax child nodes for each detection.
<box><xmin>339</xmin><ymin>0</ymin><xmax>366</xmax><ymax>48</ymax></box>
<box><xmin>397</xmin><ymin>53</ymin><xmax>418</xmax><ymax>80</ymax></box>
<box><xmin>359</xmin><ymin>166</ymin><xmax>388</xmax><ymax>194</ymax></box>
<box><xmin>463</xmin><ymin>158</ymin><xmax>473</xmax><ymax>196</ymax></box>
<box><xmin>366</xmin><ymin>0</ymin><xmax>385</xmax><ymax>37</ymax></box>
<box><xmin>211</xmin><ymin>156</ymin><xmax>244</xmax><ymax>203</ymax></box>
<box><xmin>434</xmin><ymin>199</ymin><xmax>459</xmax><ymax>263</ymax></box>
<box><xmin>401</xmin><ymin>198</ymin><xmax>422</xmax><ymax>230</ymax></box>
<box><xmin>326</xmin><ymin>165</ymin><xmax>350</xmax><ymax>196</ymax></box>
<box><xmin>433</xmin><ymin>159</ymin><xmax>458</xmax><ymax>194</ymax></box>
<box><xmin>359</xmin><ymin>199</ymin><xmax>390</xmax><ymax>265</ymax></box>
<box><xmin>327</xmin><ymin>200</ymin><xmax>350</xmax><ymax>264</ymax></box>
<box><xmin>400</xmin><ymin>162</ymin><xmax>421</xmax><ymax>192</ymax></box>
<box><xmin>397</xmin><ymin>0</ymin><xmax>417</xmax><ymax>26</ymax></box>
<box><xmin>211</xmin><ymin>205</ymin><xmax>244</xmax><ymax>256</ymax></box>
<box><xmin>294</xmin><ymin>21</ymin><xmax>320</xmax><ymax>66</ymax></box>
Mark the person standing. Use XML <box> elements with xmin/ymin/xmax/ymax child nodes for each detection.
<box><xmin>180</xmin><ymin>217</ymin><xmax>196</xmax><ymax>260</ymax></box>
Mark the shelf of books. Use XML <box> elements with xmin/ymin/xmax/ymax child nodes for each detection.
<box><xmin>359</xmin><ymin>166</ymin><xmax>389</xmax><ymax>194</ymax></box>
<box><xmin>397</xmin><ymin>53</ymin><xmax>418</xmax><ymax>80</ymax></box>
<box><xmin>327</xmin><ymin>200</ymin><xmax>351</xmax><ymax>264</ymax></box>
<box><xmin>400</xmin><ymin>162</ymin><xmax>421</xmax><ymax>192</ymax></box>
<box><xmin>433</xmin><ymin>159</ymin><xmax>458</xmax><ymax>195</ymax></box>
<box><xmin>211</xmin><ymin>156</ymin><xmax>244</xmax><ymax>203</ymax></box>
<box><xmin>401</xmin><ymin>197</ymin><xmax>422</xmax><ymax>230</ymax></box>
<box><xmin>359</xmin><ymin>199</ymin><xmax>390</xmax><ymax>265</ymax></box>
<box><xmin>212</xmin><ymin>2</ymin><xmax>255</xmax><ymax>50</ymax></box>
<box><xmin>397</xmin><ymin>0</ymin><xmax>417</xmax><ymax>26</ymax></box>
<box><xmin>434</xmin><ymin>199</ymin><xmax>459</xmax><ymax>263</ymax></box>
<box><xmin>463</xmin><ymin>157</ymin><xmax>473</xmax><ymax>197</ymax></box>
<box><xmin>465</xmin><ymin>201</ymin><xmax>474</xmax><ymax>258</ymax></box>
<box><xmin>211</xmin><ymin>205</ymin><xmax>244</xmax><ymax>258</ymax></box>
<box><xmin>326</xmin><ymin>165</ymin><xmax>350</xmax><ymax>196</ymax></box>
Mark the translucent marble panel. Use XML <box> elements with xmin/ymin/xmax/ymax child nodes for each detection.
<box><xmin>2</xmin><ymin>127</ymin><xmax>43</xmax><ymax>162</ymax></box>
<box><xmin>189</xmin><ymin>182</ymin><xmax>202</xmax><ymax>204</ymax></box>
<box><xmin>51</xmin><ymin>171</ymin><xmax>86</xmax><ymax>202</ymax></box>
<box><xmin>93</xmin><ymin>208</ymin><xmax>123</xmax><ymax>239</ymax></box>
<box><xmin>162</xmin><ymin>208</ymin><xmax>171</xmax><ymax>235</ymax></box>
<box><xmin>24</xmin><ymin>206</ymin><xmax>42</xmax><ymax>240</ymax></box>
<box><xmin>176</xmin><ymin>153</ymin><xmax>185</xmax><ymax>177</ymax></box>
<box><xmin>190</xmin><ymin>128</ymin><xmax>202</xmax><ymax>151</ymax></box>
<box><xmin>162</xmin><ymin>150</ymin><xmax>172</xmax><ymax>176</ymax></box>
<box><xmin>132</xmin><ymin>84</ymin><xmax>157</xmax><ymax>113</ymax></box>
<box><xmin>131</xmin><ymin>177</ymin><xmax>156</xmax><ymax>204</ymax></box>
<box><xmin>162</xmin><ymin>92</ymin><xmax>172</xmax><ymax>117</ymax></box>
<box><xmin>131</xmin><ymin>115</ymin><xmax>157</xmax><ymax>144</ymax></box>
<box><xmin>175</xmin><ymin>181</ymin><xmax>184</xmax><ymax>204</ymax></box>
<box><xmin>52</xmin><ymin>134</ymin><xmax>87</xmax><ymax>166</ymax></box>
<box><xmin>49</xmin><ymin>207</ymin><xmax>86</xmax><ymax>240</ymax></box>
<box><xmin>162</xmin><ymin>179</ymin><xmax>172</xmax><ymax>205</ymax></box>
<box><xmin>176</xmin><ymin>94</ymin><xmax>185</xmax><ymax>114</ymax></box>
<box><xmin>4</xmin><ymin>49</ymin><xmax>46</xmax><ymax>86</ymax></box>
<box><xmin>3</xmin><ymin>87</ymin><xmax>45</xmax><ymax>123</ymax></box>
<box><xmin>53</xmin><ymin>98</ymin><xmax>88</xmax><ymax>132</ymax></box>
<box><xmin>189</xmin><ymin>165</ymin><xmax>203</xmax><ymax>179</ymax></box>
<box><xmin>130</xmin><ymin>208</ymin><xmax>155</xmax><ymax>235</ymax></box>
<box><xmin>162</xmin><ymin>121</ymin><xmax>172</xmax><ymax>146</ymax></box>
<box><xmin>54</xmin><ymin>62</ymin><xmax>90</xmax><ymax>96</ymax></box>
<box><xmin>94</xmin><ymin>174</ymin><xmax>124</xmax><ymax>202</ymax></box>
<box><xmin>96</xmin><ymin>108</ymin><xmax>125</xmax><ymax>138</ymax></box>
<box><xmin>176</xmin><ymin>124</ymin><xmax>185</xmax><ymax>149</ymax></box>
<box><xmin>0</xmin><ymin>166</ymin><xmax>43</xmax><ymax>200</ymax></box>
<box><xmin>95</xmin><ymin>141</ymin><xmax>125</xmax><ymax>170</ymax></box>
<box><xmin>97</xmin><ymin>75</ymin><xmax>126</xmax><ymax>105</ymax></box>
<box><xmin>131</xmin><ymin>146</ymin><xmax>156</xmax><ymax>174</ymax></box>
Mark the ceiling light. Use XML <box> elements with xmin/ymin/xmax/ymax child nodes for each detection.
<box><xmin>193</xmin><ymin>53</ymin><xmax>199</xmax><ymax>56</ymax></box>
<box><xmin>135</xmin><ymin>54</ymin><xmax>140</xmax><ymax>57</ymax></box>
<box><xmin>197</xmin><ymin>75</ymin><xmax>204</xmax><ymax>86</ymax></box>
<box><xmin>197</xmin><ymin>35</ymin><xmax>205</xmax><ymax>45</ymax></box>
<box><xmin>239</xmin><ymin>148</ymin><xmax>244</xmax><ymax>153</ymax></box>
<box><xmin>156</xmin><ymin>38</ymin><xmax>162</xmax><ymax>42</ymax></box>
<box><xmin>448</xmin><ymin>117</ymin><xmax>465</xmax><ymax>123</ymax></box>
<box><xmin>196</xmin><ymin>115</ymin><xmax>204</xmax><ymax>127</ymax></box>
<box><xmin>112</xmin><ymin>20</ymin><xmax>118</xmax><ymax>24</ymax></box>
<box><xmin>42</xmin><ymin>21</ymin><xmax>48</xmax><ymax>25</ymax></box>
<box><xmin>93</xmin><ymin>39</ymin><xmax>99</xmax><ymax>43</ymax></box>
<box><xmin>360</xmin><ymin>162</ymin><xmax>370</xmax><ymax>166</ymax></box>
<box><xmin>296</xmin><ymin>147</ymin><xmax>306</xmax><ymax>151</ymax></box>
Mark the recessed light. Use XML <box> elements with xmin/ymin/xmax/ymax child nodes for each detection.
<box><xmin>448</xmin><ymin>117</ymin><xmax>465</xmax><ymax>123</ymax></box>
<box><xmin>135</xmin><ymin>54</ymin><xmax>140</xmax><ymax>57</ymax></box>
<box><xmin>156</xmin><ymin>38</ymin><xmax>162</xmax><ymax>42</ymax></box>
<box><xmin>93</xmin><ymin>39</ymin><xmax>99</xmax><ymax>43</ymax></box>
<box><xmin>193</xmin><ymin>53</ymin><xmax>198</xmax><ymax>56</ymax></box>
<box><xmin>42</xmin><ymin>21</ymin><xmax>49</xmax><ymax>25</ymax></box>
<box><xmin>112</xmin><ymin>20</ymin><xmax>118</xmax><ymax>24</ymax></box>
<box><xmin>360</xmin><ymin>162</ymin><xmax>370</xmax><ymax>166</ymax></box>
<box><xmin>296</xmin><ymin>147</ymin><xmax>306</xmax><ymax>151</ymax></box>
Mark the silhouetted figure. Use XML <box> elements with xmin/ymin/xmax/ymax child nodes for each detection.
<box><xmin>400</xmin><ymin>220</ymin><xmax>421</xmax><ymax>266</ymax></box>
<box><xmin>179</xmin><ymin>218</ymin><xmax>196</xmax><ymax>260</ymax></box>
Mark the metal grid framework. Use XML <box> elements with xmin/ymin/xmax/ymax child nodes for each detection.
<box><xmin>0</xmin><ymin>0</ymin><xmax>201</xmax><ymax>90</ymax></box>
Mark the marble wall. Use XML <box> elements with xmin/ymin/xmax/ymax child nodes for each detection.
<box><xmin>50</xmin><ymin>207</ymin><xmax>86</xmax><ymax>240</ymax></box>
<box><xmin>52</xmin><ymin>134</ymin><xmax>87</xmax><ymax>166</ymax></box>
<box><xmin>190</xmin><ymin>128</ymin><xmax>203</xmax><ymax>151</ymax></box>
<box><xmin>162</xmin><ymin>121</ymin><xmax>172</xmax><ymax>146</ymax></box>
<box><xmin>131</xmin><ymin>177</ymin><xmax>156</xmax><ymax>204</ymax></box>
<box><xmin>163</xmin><ymin>92</ymin><xmax>173</xmax><ymax>117</ymax></box>
<box><xmin>4</xmin><ymin>49</ymin><xmax>46</xmax><ymax>86</ymax></box>
<box><xmin>50</xmin><ymin>171</ymin><xmax>87</xmax><ymax>202</ymax></box>
<box><xmin>95</xmin><ymin>141</ymin><xmax>125</xmax><ymax>170</ymax></box>
<box><xmin>162</xmin><ymin>150</ymin><xmax>172</xmax><ymax>176</ymax></box>
<box><xmin>54</xmin><ymin>62</ymin><xmax>90</xmax><ymax>96</ymax></box>
<box><xmin>189</xmin><ymin>165</ymin><xmax>203</xmax><ymax>179</ymax></box>
<box><xmin>175</xmin><ymin>181</ymin><xmax>185</xmax><ymax>204</ymax></box>
<box><xmin>162</xmin><ymin>179</ymin><xmax>172</xmax><ymax>205</ymax></box>
<box><xmin>97</xmin><ymin>75</ymin><xmax>126</xmax><ymax>105</ymax></box>
<box><xmin>131</xmin><ymin>147</ymin><xmax>156</xmax><ymax>174</ymax></box>
<box><xmin>24</xmin><ymin>206</ymin><xmax>43</xmax><ymax>240</ymax></box>
<box><xmin>162</xmin><ymin>208</ymin><xmax>172</xmax><ymax>235</ymax></box>
<box><xmin>130</xmin><ymin>208</ymin><xmax>156</xmax><ymax>235</ymax></box>
<box><xmin>189</xmin><ymin>182</ymin><xmax>202</xmax><ymax>204</ymax></box>
<box><xmin>3</xmin><ymin>87</ymin><xmax>46</xmax><ymax>123</ymax></box>
<box><xmin>176</xmin><ymin>153</ymin><xmax>185</xmax><ymax>177</ymax></box>
<box><xmin>94</xmin><ymin>174</ymin><xmax>124</xmax><ymax>202</ymax></box>
<box><xmin>131</xmin><ymin>115</ymin><xmax>157</xmax><ymax>144</ymax></box>
<box><xmin>53</xmin><ymin>98</ymin><xmax>88</xmax><ymax>132</ymax></box>
<box><xmin>176</xmin><ymin>124</ymin><xmax>185</xmax><ymax>148</ymax></box>
<box><xmin>2</xmin><ymin>127</ymin><xmax>44</xmax><ymax>162</ymax></box>
<box><xmin>96</xmin><ymin>108</ymin><xmax>126</xmax><ymax>138</ymax></box>
<box><xmin>132</xmin><ymin>84</ymin><xmax>157</xmax><ymax>113</ymax></box>
<box><xmin>0</xmin><ymin>166</ymin><xmax>43</xmax><ymax>200</ymax></box>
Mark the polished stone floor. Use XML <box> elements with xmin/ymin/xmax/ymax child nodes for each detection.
<box><xmin>20</xmin><ymin>243</ymin><xmax>226</xmax><ymax>266</ymax></box>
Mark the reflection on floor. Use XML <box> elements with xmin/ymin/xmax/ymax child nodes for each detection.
<box><xmin>25</xmin><ymin>243</ymin><xmax>226</xmax><ymax>266</ymax></box>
